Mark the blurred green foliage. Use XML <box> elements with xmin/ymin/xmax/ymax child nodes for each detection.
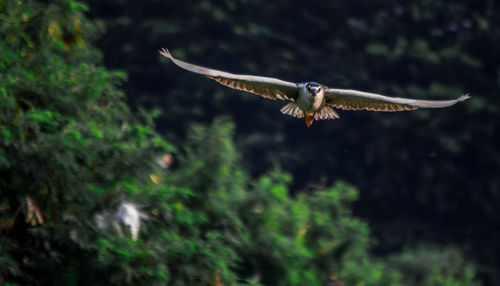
<box><xmin>387</xmin><ymin>246</ymin><xmax>480</xmax><ymax>286</ymax></box>
<box><xmin>0</xmin><ymin>0</ymin><xmax>489</xmax><ymax>285</ymax></box>
<box><xmin>86</xmin><ymin>0</ymin><xmax>499</xmax><ymax>284</ymax></box>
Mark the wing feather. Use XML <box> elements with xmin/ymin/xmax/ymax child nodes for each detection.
<box><xmin>325</xmin><ymin>88</ymin><xmax>470</xmax><ymax>111</ymax></box>
<box><xmin>160</xmin><ymin>48</ymin><xmax>299</xmax><ymax>101</ymax></box>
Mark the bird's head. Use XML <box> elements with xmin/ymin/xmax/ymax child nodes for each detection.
<box><xmin>306</xmin><ymin>82</ymin><xmax>324</xmax><ymax>97</ymax></box>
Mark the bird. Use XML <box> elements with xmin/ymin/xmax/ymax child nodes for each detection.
<box><xmin>159</xmin><ymin>48</ymin><xmax>469</xmax><ymax>127</ymax></box>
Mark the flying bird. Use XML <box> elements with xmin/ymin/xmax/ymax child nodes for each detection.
<box><xmin>159</xmin><ymin>48</ymin><xmax>469</xmax><ymax>127</ymax></box>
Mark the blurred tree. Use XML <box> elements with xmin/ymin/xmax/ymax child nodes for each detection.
<box><xmin>0</xmin><ymin>0</ymin><xmax>487</xmax><ymax>285</ymax></box>
<box><xmin>387</xmin><ymin>245</ymin><xmax>480</xmax><ymax>286</ymax></box>
<box><xmin>0</xmin><ymin>1</ymin><xmax>234</xmax><ymax>284</ymax></box>
<box><xmin>85</xmin><ymin>0</ymin><xmax>500</xmax><ymax>284</ymax></box>
<box><xmin>167</xmin><ymin>119</ymin><xmax>401</xmax><ymax>285</ymax></box>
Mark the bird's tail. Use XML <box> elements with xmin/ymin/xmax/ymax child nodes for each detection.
<box><xmin>281</xmin><ymin>103</ymin><xmax>340</xmax><ymax>127</ymax></box>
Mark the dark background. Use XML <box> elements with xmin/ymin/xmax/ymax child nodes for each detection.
<box><xmin>86</xmin><ymin>0</ymin><xmax>499</xmax><ymax>284</ymax></box>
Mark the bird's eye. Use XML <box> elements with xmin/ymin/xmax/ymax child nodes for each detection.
<box><xmin>317</xmin><ymin>87</ymin><xmax>322</xmax><ymax>92</ymax></box>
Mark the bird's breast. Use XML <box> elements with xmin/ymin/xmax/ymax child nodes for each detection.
<box><xmin>297</xmin><ymin>91</ymin><xmax>324</xmax><ymax>113</ymax></box>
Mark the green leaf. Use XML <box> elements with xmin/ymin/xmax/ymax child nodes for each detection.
<box><xmin>2</xmin><ymin>129</ymin><xmax>12</xmax><ymax>140</ymax></box>
<box><xmin>156</xmin><ymin>269</ymin><xmax>167</xmax><ymax>279</ymax></box>
<box><xmin>25</xmin><ymin>70</ymin><xmax>36</xmax><ymax>82</ymax></box>
<box><xmin>69</xmin><ymin>1</ymin><xmax>89</xmax><ymax>12</ymax></box>
<box><xmin>270</xmin><ymin>184</ymin><xmax>287</xmax><ymax>200</ymax></box>
<box><xmin>90</xmin><ymin>186</ymin><xmax>104</xmax><ymax>195</ymax></box>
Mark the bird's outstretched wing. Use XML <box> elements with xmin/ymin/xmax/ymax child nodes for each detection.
<box><xmin>325</xmin><ymin>88</ymin><xmax>470</xmax><ymax>111</ymax></box>
<box><xmin>159</xmin><ymin>48</ymin><xmax>299</xmax><ymax>101</ymax></box>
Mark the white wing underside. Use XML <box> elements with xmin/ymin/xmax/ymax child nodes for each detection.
<box><xmin>159</xmin><ymin>48</ymin><xmax>299</xmax><ymax>101</ymax></box>
<box><xmin>326</xmin><ymin>88</ymin><xmax>470</xmax><ymax>111</ymax></box>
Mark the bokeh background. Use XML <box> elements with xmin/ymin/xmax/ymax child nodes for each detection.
<box><xmin>1</xmin><ymin>0</ymin><xmax>499</xmax><ymax>285</ymax></box>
